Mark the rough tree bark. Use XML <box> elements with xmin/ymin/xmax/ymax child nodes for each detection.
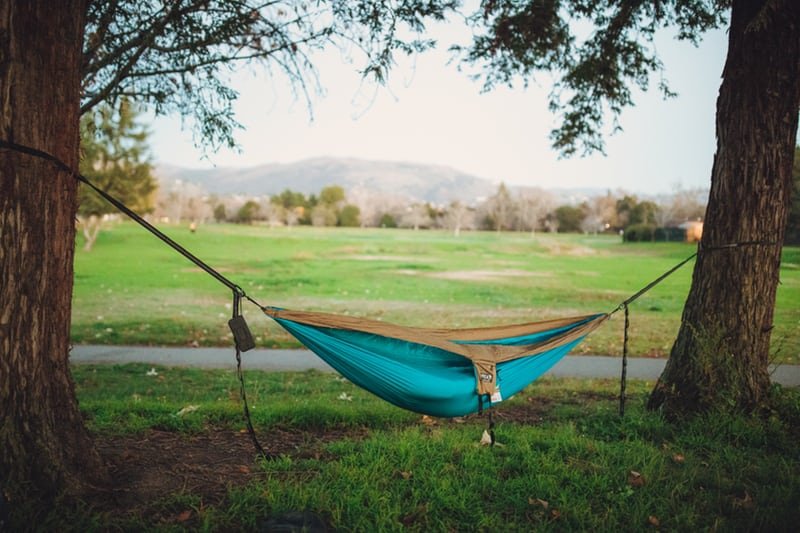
<box><xmin>0</xmin><ymin>1</ymin><xmax>108</xmax><ymax>499</ymax></box>
<box><xmin>648</xmin><ymin>0</ymin><xmax>800</xmax><ymax>416</ymax></box>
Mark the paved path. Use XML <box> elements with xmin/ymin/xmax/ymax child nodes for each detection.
<box><xmin>70</xmin><ymin>345</ymin><xmax>800</xmax><ymax>387</ymax></box>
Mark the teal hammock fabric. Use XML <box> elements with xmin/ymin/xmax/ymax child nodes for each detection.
<box><xmin>269</xmin><ymin>310</ymin><xmax>606</xmax><ymax>417</ymax></box>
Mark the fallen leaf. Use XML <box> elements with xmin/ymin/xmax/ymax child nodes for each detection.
<box><xmin>238</xmin><ymin>465</ymin><xmax>251</xmax><ymax>474</ymax></box>
<box><xmin>146</xmin><ymin>368</ymin><xmax>158</xmax><ymax>377</ymax></box>
<box><xmin>337</xmin><ymin>392</ymin><xmax>353</xmax><ymax>401</ymax></box>
<box><xmin>550</xmin><ymin>509</ymin><xmax>561</xmax><ymax>520</ymax></box>
<box><xmin>176</xmin><ymin>405</ymin><xmax>199</xmax><ymax>417</ymax></box>
<box><xmin>732</xmin><ymin>491</ymin><xmax>755</xmax><ymax>510</ymax></box>
<box><xmin>479</xmin><ymin>430</ymin><xmax>493</xmax><ymax>446</ymax></box>
<box><xmin>421</xmin><ymin>415</ymin><xmax>436</xmax><ymax>426</ymax></box>
<box><xmin>648</xmin><ymin>515</ymin><xmax>660</xmax><ymax>527</ymax></box>
<box><xmin>176</xmin><ymin>510</ymin><xmax>191</xmax><ymax>522</ymax></box>
<box><xmin>528</xmin><ymin>498</ymin><xmax>549</xmax><ymax>509</ymax></box>
<box><xmin>399</xmin><ymin>470</ymin><xmax>413</xmax><ymax>480</ymax></box>
<box><xmin>672</xmin><ymin>454</ymin><xmax>685</xmax><ymax>464</ymax></box>
<box><xmin>628</xmin><ymin>470</ymin><xmax>645</xmax><ymax>487</ymax></box>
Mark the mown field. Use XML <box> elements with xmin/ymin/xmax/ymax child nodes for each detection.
<box><xmin>72</xmin><ymin>222</ymin><xmax>800</xmax><ymax>362</ymax></box>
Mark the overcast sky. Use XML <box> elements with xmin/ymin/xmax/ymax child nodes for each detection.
<box><xmin>148</xmin><ymin>24</ymin><xmax>729</xmax><ymax>195</ymax></box>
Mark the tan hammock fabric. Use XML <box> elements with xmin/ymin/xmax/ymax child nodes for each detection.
<box><xmin>264</xmin><ymin>308</ymin><xmax>609</xmax><ymax>396</ymax></box>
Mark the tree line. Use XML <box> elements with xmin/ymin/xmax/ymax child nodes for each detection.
<box><xmin>76</xmin><ymin>98</ymin><xmax>797</xmax><ymax>246</ymax></box>
<box><xmin>157</xmin><ymin>181</ymin><xmax>708</xmax><ymax>237</ymax></box>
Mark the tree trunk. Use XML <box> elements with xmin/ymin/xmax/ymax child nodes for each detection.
<box><xmin>0</xmin><ymin>0</ymin><xmax>107</xmax><ymax>501</ymax></box>
<box><xmin>648</xmin><ymin>0</ymin><xmax>800</xmax><ymax>416</ymax></box>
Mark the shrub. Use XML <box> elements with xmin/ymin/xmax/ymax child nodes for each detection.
<box><xmin>624</xmin><ymin>223</ymin><xmax>657</xmax><ymax>242</ymax></box>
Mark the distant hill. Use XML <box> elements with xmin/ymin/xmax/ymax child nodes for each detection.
<box><xmin>155</xmin><ymin>157</ymin><xmax>498</xmax><ymax>204</ymax></box>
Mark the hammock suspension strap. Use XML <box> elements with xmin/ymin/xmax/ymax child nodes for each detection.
<box><xmin>232</xmin><ymin>291</ymin><xmax>272</xmax><ymax>459</ymax></box>
<box><xmin>619</xmin><ymin>304</ymin><xmax>629</xmax><ymax>417</ymax></box>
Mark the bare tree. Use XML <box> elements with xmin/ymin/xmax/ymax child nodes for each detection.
<box><xmin>442</xmin><ymin>201</ymin><xmax>474</xmax><ymax>237</ymax></box>
<box><xmin>581</xmin><ymin>193</ymin><xmax>618</xmax><ymax>234</ymax></box>
<box><xmin>401</xmin><ymin>203</ymin><xmax>431</xmax><ymax>230</ymax></box>
<box><xmin>517</xmin><ymin>188</ymin><xmax>556</xmax><ymax>236</ymax></box>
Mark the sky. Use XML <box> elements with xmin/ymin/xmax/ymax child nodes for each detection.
<box><xmin>148</xmin><ymin>23</ymin><xmax>730</xmax><ymax>195</ymax></box>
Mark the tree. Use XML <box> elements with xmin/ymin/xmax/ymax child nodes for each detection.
<box><xmin>485</xmin><ymin>182</ymin><xmax>515</xmax><ymax>231</ymax></box>
<box><xmin>401</xmin><ymin>203</ymin><xmax>431</xmax><ymax>230</ymax></box>
<box><xmin>1</xmin><ymin>0</ymin><xmax>454</xmax><ymax>501</ymax></box>
<box><xmin>517</xmin><ymin>188</ymin><xmax>556</xmax><ymax>236</ymax></box>
<box><xmin>235</xmin><ymin>200</ymin><xmax>261</xmax><ymax>224</ymax></box>
<box><xmin>554</xmin><ymin>204</ymin><xmax>585</xmax><ymax>233</ymax></box>
<box><xmin>311</xmin><ymin>204</ymin><xmax>337</xmax><ymax>226</ymax></box>
<box><xmin>78</xmin><ymin>98</ymin><xmax>156</xmax><ymax>250</ymax></box>
<box><xmin>616</xmin><ymin>195</ymin><xmax>657</xmax><ymax>228</ymax></box>
<box><xmin>653</xmin><ymin>187</ymin><xmax>707</xmax><ymax>233</ymax></box>
<box><xmin>646</xmin><ymin>3</ymin><xmax>799</xmax><ymax>415</ymax></box>
<box><xmin>581</xmin><ymin>193</ymin><xmax>618</xmax><ymax>234</ymax></box>
<box><xmin>786</xmin><ymin>146</ymin><xmax>800</xmax><ymax>245</ymax></box>
<box><xmin>319</xmin><ymin>185</ymin><xmax>346</xmax><ymax>207</ymax></box>
<box><xmin>338</xmin><ymin>204</ymin><xmax>361</xmax><ymax>227</ymax></box>
<box><xmin>459</xmin><ymin>1</ymin><xmax>800</xmax><ymax>417</ymax></box>
<box><xmin>213</xmin><ymin>203</ymin><xmax>227</xmax><ymax>222</ymax></box>
<box><xmin>442</xmin><ymin>201</ymin><xmax>474</xmax><ymax>237</ymax></box>
<box><xmin>1</xmin><ymin>0</ymin><xmax>108</xmax><ymax>499</ymax></box>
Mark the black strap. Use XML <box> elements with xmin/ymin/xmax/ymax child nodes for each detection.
<box><xmin>610</xmin><ymin>252</ymin><xmax>697</xmax><ymax>315</ymax></box>
<box><xmin>619</xmin><ymin>304</ymin><xmax>629</xmax><ymax>417</ymax></box>
<box><xmin>488</xmin><ymin>409</ymin><xmax>496</xmax><ymax>447</ymax></box>
<box><xmin>233</xmin><ymin>292</ymin><xmax>273</xmax><ymax>460</ymax></box>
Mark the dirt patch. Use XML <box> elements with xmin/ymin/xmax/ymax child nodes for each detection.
<box><xmin>490</xmin><ymin>391</ymin><xmax>618</xmax><ymax>424</ymax></box>
<box><xmin>541</xmin><ymin>242</ymin><xmax>600</xmax><ymax>256</ymax></box>
<box><xmin>427</xmin><ymin>269</ymin><xmax>541</xmax><ymax>282</ymax></box>
<box><xmin>491</xmin><ymin>397</ymin><xmax>557</xmax><ymax>424</ymax></box>
<box><xmin>90</xmin><ymin>425</ymin><xmax>367</xmax><ymax>525</ymax></box>
<box><xmin>350</xmin><ymin>255</ymin><xmax>436</xmax><ymax>262</ymax></box>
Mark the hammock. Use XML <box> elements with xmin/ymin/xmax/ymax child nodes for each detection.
<box><xmin>264</xmin><ymin>307</ymin><xmax>608</xmax><ymax>417</ymax></box>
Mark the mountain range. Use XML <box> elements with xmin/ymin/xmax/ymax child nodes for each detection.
<box><xmin>155</xmin><ymin>157</ymin><xmax>500</xmax><ymax>204</ymax></box>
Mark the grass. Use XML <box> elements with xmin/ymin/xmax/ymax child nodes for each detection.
<box><xmin>17</xmin><ymin>364</ymin><xmax>799</xmax><ymax>531</ymax></box>
<box><xmin>71</xmin><ymin>223</ymin><xmax>800</xmax><ymax>362</ymax></box>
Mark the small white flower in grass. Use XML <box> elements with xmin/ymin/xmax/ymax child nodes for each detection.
<box><xmin>338</xmin><ymin>392</ymin><xmax>353</xmax><ymax>401</ymax></box>
<box><xmin>96</xmin><ymin>315</ymin><xmax>104</xmax><ymax>320</ymax></box>
<box><xmin>105</xmin><ymin>327</ymin><xmax>113</xmax><ymax>333</ymax></box>
<box><xmin>146</xmin><ymin>368</ymin><xmax>158</xmax><ymax>377</ymax></box>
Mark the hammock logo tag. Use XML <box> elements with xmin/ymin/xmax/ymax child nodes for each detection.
<box><xmin>479</xmin><ymin>372</ymin><xmax>493</xmax><ymax>383</ymax></box>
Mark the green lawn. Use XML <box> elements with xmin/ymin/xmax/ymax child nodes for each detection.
<box><xmin>17</xmin><ymin>364</ymin><xmax>799</xmax><ymax>531</ymax></box>
<box><xmin>71</xmin><ymin>222</ymin><xmax>800</xmax><ymax>361</ymax></box>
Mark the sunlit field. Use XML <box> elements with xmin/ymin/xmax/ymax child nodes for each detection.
<box><xmin>72</xmin><ymin>222</ymin><xmax>800</xmax><ymax>362</ymax></box>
